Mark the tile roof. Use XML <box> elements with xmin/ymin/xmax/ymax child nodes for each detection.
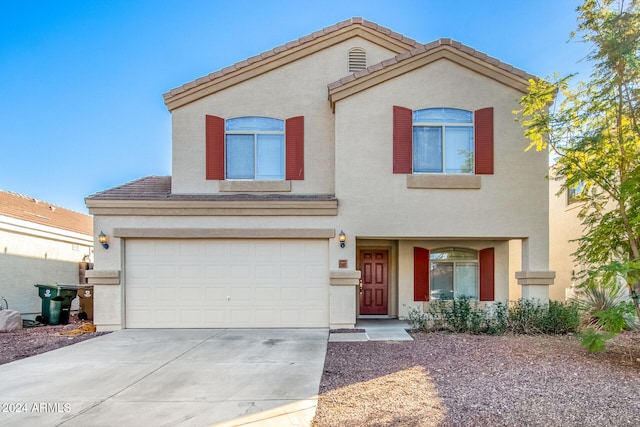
<box><xmin>85</xmin><ymin>176</ymin><xmax>337</xmax><ymax>202</ymax></box>
<box><xmin>0</xmin><ymin>190</ymin><xmax>93</xmax><ymax>236</ymax></box>
<box><xmin>327</xmin><ymin>38</ymin><xmax>536</xmax><ymax>91</ymax></box>
<box><xmin>162</xmin><ymin>17</ymin><xmax>422</xmax><ymax>102</ymax></box>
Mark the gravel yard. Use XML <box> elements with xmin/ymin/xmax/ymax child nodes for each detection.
<box><xmin>313</xmin><ymin>332</ymin><xmax>640</xmax><ymax>427</ymax></box>
<box><xmin>3</xmin><ymin>321</ymin><xmax>640</xmax><ymax>426</ymax></box>
<box><xmin>0</xmin><ymin>316</ymin><xmax>109</xmax><ymax>365</ymax></box>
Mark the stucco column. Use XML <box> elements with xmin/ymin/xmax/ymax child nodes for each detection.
<box><xmin>329</xmin><ymin>270</ymin><xmax>360</xmax><ymax>329</ymax></box>
<box><xmin>517</xmin><ymin>238</ymin><xmax>555</xmax><ymax>302</ymax></box>
<box><xmin>85</xmin><ymin>270</ymin><xmax>121</xmax><ymax>331</ymax></box>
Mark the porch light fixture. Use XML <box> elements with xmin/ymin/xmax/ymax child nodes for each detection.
<box><xmin>339</xmin><ymin>230</ymin><xmax>346</xmax><ymax>248</ymax></box>
<box><xmin>98</xmin><ymin>231</ymin><xmax>109</xmax><ymax>249</ymax></box>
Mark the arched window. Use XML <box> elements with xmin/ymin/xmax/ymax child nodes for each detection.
<box><xmin>348</xmin><ymin>47</ymin><xmax>366</xmax><ymax>72</ymax></box>
<box><xmin>430</xmin><ymin>248</ymin><xmax>478</xmax><ymax>300</ymax></box>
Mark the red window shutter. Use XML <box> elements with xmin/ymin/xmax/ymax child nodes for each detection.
<box><xmin>205</xmin><ymin>115</ymin><xmax>225</xmax><ymax>180</ymax></box>
<box><xmin>286</xmin><ymin>116</ymin><xmax>304</xmax><ymax>180</ymax></box>
<box><xmin>479</xmin><ymin>248</ymin><xmax>495</xmax><ymax>301</ymax></box>
<box><xmin>393</xmin><ymin>106</ymin><xmax>413</xmax><ymax>174</ymax></box>
<box><xmin>474</xmin><ymin>107</ymin><xmax>494</xmax><ymax>175</ymax></box>
<box><xmin>414</xmin><ymin>247</ymin><xmax>430</xmax><ymax>301</ymax></box>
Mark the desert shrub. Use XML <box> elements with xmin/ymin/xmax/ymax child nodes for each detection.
<box><xmin>572</xmin><ymin>277</ymin><xmax>637</xmax><ymax>352</ymax></box>
<box><xmin>542</xmin><ymin>300</ymin><xmax>581</xmax><ymax>334</ymax></box>
<box><xmin>405</xmin><ymin>298</ymin><xmax>577</xmax><ymax>336</ymax></box>
<box><xmin>507</xmin><ymin>299</ymin><xmax>547</xmax><ymax>334</ymax></box>
<box><xmin>573</xmin><ymin>277</ymin><xmax>636</xmax><ymax>329</ymax></box>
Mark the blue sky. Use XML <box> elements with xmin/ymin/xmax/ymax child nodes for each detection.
<box><xmin>1</xmin><ymin>0</ymin><xmax>590</xmax><ymax>213</ymax></box>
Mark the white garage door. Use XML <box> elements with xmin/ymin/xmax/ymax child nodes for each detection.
<box><xmin>125</xmin><ymin>239</ymin><xmax>329</xmax><ymax>328</ymax></box>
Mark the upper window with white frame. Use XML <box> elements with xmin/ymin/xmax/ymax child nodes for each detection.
<box><xmin>412</xmin><ymin>108</ymin><xmax>474</xmax><ymax>174</ymax></box>
<box><xmin>225</xmin><ymin>116</ymin><xmax>284</xmax><ymax>180</ymax></box>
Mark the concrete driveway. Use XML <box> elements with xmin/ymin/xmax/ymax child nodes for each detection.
<box><xmin>0</xmin><ymin>328</ymin><xmax>328</xmax><ymax>426</ymax></box>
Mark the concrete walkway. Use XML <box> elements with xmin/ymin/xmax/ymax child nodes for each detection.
<box><xmin>328</xmin><ymin>318</ymin><xmax>413</xmax><ymax>342</ymax></box>
<box><xmin>0</xmin><ymin>328</ymin><xmax>327</xmax><ymax>427</ymax></box>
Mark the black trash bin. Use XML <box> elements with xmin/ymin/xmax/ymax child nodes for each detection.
<box><xmin>55</xmin><ymin>285</ymin><xmax>79</xmax><ymax>324</ymax></box>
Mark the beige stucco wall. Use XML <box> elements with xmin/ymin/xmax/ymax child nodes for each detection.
<box><xmin>0</xmin><ymin>216</ymin><xmax>93</xmax><ymax>316</ymax></box>
<box><xmin>171</xmin><ymin>37</ymin><xmax>398</xmax><ymax>195</ymax></box>
<box><xmin>333</xmin><ymin>59</ymin><xmax>550</xmax><ymax>273</ymax></box>
<box><xmin>548</xmin><ymin>177</ymin><xmax>582</xmax><ymax>300</ymax></box>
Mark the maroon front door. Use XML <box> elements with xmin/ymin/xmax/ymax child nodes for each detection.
<box><xmin>359</xmin><ymin>250</ymin><xmax>388</xmax><ymax>315</ymax></box>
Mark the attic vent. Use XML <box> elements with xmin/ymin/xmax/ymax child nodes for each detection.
<box><xmin>348</xmin><ymin>48</ymin><xmax>366</xmax><ymax>72</ymax></box>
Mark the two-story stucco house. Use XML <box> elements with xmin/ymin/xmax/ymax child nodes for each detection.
<box><xmin>86</xmin><ymin>18</ymin><xmax>554</xmax><ymax>331</ymax></box>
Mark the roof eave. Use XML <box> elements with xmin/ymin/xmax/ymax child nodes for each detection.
<box><xmin>328</xmin><ymin>43</ymin><xmax>537</xmax><ymax>111</ymax></box>
<box><xmin>163</xmin><ymin>21</ymin><xmax>420</xmax><ymax>112</ymax></box>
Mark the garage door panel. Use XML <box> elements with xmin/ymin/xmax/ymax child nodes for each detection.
<box><xmin>205</xmin><ymin>265</ymin><xmax>228</xmax><ymax>279</ymax></box>
<box><xmin>255</xmin><ymin>287</ymin><xmax>278</xmax><ymax>301</ymax></box>
<box><xmin>255</xmin><ymin>265</ymin><xmax>276</xmax><ymax>279</ymax></box>
<box><xmin>156</xmin><ymin>288</ymin><xmax>176</xmax><ymax>301</ymax></box>
<box><xmin>126</xmin><ymin>239</ymin><xmax>328</xmax><ymax>328</ymax></box>
<box><xmin>255</xmin><ymin>241</ymin><xmax>280</xmax><ymax>256</ymax></box>
<box><xmin>205</xmin><ymin>309</ymin><xmax>226</xmax><ymax>323</ymax></box>
<box><xmin>156</xmin><ymin>265</ymin><xmax>180</xmax><ymax>280</ymax></box>
<box><xmin>180</xmin><ymin>265</ymin><xmax>203</xmax><ymax>280</ymax></box>
<box><xmin>205</xmin><ymin>287</ymin><xmax>226</xmax><ymax>300</ymax></box>
<box><xmin>255</xmin><ymin>309</ymin><xmax>278</xmax><ymax>323</ymax></box>
<box><xmin>180</xmin><ymin>310</ymin><xmax>202</xmax><ymax>324</ymax></box>
<box><xmin>179</xmin><ymin>287</ymin><xmax>203</xmax><ymax>302</ymax></box>
<box><xmin>180</xmin><ymin>242</ymin><xmax>204</xmax><ymax>257</ymax></box>
<box><xmin>230</xmin><ymin>265</ymin><xmax>252</xmax><ymax>280</ymax></box>
<box><xmin>305</xmin><ymin>309</ymin><xmax>325</xmax><ymax>323</ymax></box>
<box><xmin>305</xmin><ymin>287</ymin><xmax>326</xmax><ymax>303</ymax></box>
<box><xmin>230</xmin><ymin>242</ymin><xmax>253</xmax><ymax>256</ymax></box>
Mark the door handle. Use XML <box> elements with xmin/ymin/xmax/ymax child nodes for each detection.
<box><xmin>359</xmin><ymin>279</ymin><xmax>363</xmax><ymax>294</ymax></box>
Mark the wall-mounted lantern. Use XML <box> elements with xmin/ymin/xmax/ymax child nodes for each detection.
<box><xmin>339</xmin><ymin>230</ymin><xmax>346</xmax><ymax>248</ymax></box>
<box><xmin>98</xmin><ymin>231</ymin><xmax>109</xmax><ymax>249</ymax></box>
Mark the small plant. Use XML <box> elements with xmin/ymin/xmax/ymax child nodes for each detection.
<box><xmin>485</xmin><ymin>301</ymin><xmax>509</xmax><ymax>335</ymax></box>
<box><xmin>405</xmin><ymin>304</ymin><xmax>431</xmax><ymax>331</ymax></box>
<box><xmin>579</xmin><ymin>327</ymin><xmax>611</xmax><ymax>352</ymax></box>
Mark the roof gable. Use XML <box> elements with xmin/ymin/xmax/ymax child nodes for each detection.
<box><xmin>328</xmin><ymin>38</ymin><xmax>537</xmax><ymax>110</ymax></box>
<box><xmin>0</xmin><ymin>190</ymin><xmax>93</xmax><ymax>236</ymax></box>
<box><xmin>163</xmin><ymin>18</ymin><xmax>421</xmax><ymax>111</ymax></box>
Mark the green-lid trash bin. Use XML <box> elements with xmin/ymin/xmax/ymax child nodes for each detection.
<box><xmin>34</xmin><ymin>284</ymin><xmax>58</xmax><ymax>324</ymax></box>
<box><xmin>48</xmin><ymin>296</ymin><xmax>64</xmax><ymax>325</ymax></box>
<box><xmin>34</xmin><ymin>284</ymin><xmax>78</xmax><ymax>325</ymax></box>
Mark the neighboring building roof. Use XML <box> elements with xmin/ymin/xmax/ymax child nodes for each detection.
<box><xmin>0</xmin><ymin>190</ymin><xmax>93</xmax><ymax>236</ymax></box>
<box><xmin>163</xmin><ymin>17</ymin><xmax>422</xmax><ymax>111</ymax></box>
<box><xmin>328</xmin><ymin>38</ymin><xmax>537</xmax><ymax>109</ymax></box>
<box><xmin>86</xmin><ymin>176</ymin><xmax>336</xmax><ymax>202</ymax></box>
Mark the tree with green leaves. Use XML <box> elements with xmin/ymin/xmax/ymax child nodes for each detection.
<box><xmin>514</xmin><ymin>0</ymin><xmax>640</xmax><ymax>322</ymax></box>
